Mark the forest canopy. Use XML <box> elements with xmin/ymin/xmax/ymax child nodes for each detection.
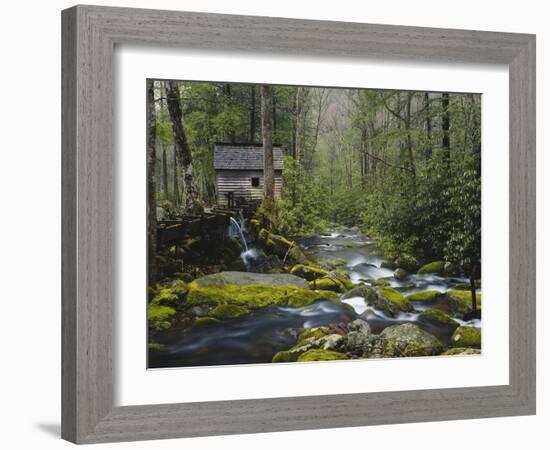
<box><xmin>147</xmin><ymin>80</ymin><xmax>481</xmax><ymax>281</ymax></box>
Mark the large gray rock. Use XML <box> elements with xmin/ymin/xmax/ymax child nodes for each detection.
<box><xmin>380</xmin><ymin>323</ymin><xmax>443</xmax><ymax>357</ymax></box>
<box><xmin>345</xmin><ymin>319</ymin><xmax>372</xmax><ymax>354</ymax></box>
<box><xmin>193</xmin><ymin>271</ymin><xmax>309</xmax><ymax>288</ymax></box>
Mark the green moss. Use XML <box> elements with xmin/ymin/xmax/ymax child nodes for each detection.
<box><xmin>451</xmin><ymin>326</ymin><xmax>481</xmax><ymax>348</ymax></box>
<box><xmin>379</xmin><ymin>287</ymin><xmax>412</xmax><ymax>312</ymax></box>
<box><xmin>446</xmin><ymin>290</ymin><xmax>482</xmax><ymax>309</ymax></box>
<box><xmin>417</xmin><ymin>261</ymin><xmax>446</xmax><ymax>274</ymax></box>
<box><xmin>194</xmin><ymin>317</ymin><xmax>222</xmax><ymax>326</ymax></box>
<box><xmin>371</xmin><ymin>278</ymin><xmax>391</xmax><ymax>287</ymax></box>
<box><xmin>152</xmin><ymin>280</ymin><xmax>189</xmax><ymax>306</ymax></box>
<box><xmin>419</xmin><ymin>308</ymin><xmax>459</xmax><ymax>328</ymax></box>
<box><xmin>308</xmin><ymin>277</ymin><xmax>348</xmax><ymax>293</ymax></box>
<box><xmin>147</xmin><ymin>303</ymin><xmax>176</xmax><ymax>331</ymax></box>
<box><xmin>406</xmin><ymin>290</ymin><xmax>442</xmax><ymax>302</ymax></box>
<box><xmin>152</xmin><ymin>289</ymin><xmax>178</xmax><ymax>305</ymax></box>
<box><xmin>441</xmin><ymin>347</ymin><xmax>481</xmax><ymax>356</ymax></box>
<box><xmin>187</xmin><ymin>282</ymin><xmax>338</xmax><ymax>309</ymax></box>
<box><xmin>272</xmin><ymin>350</ymin><xmax>299</xmax><ymax>363</ymax></box>
<box><xmin>290</xmin><ymin>264</ymin><xmax>329</xmax><ymax>281</ymax></box>
<box><xmin>148</xmin><ymin>342</ymin><xmax>165</xmax><ymax>351</ymax></box>
<box><xmin>210</xmin><ymin>304</ymin><xmax>250</xmax><ymax>320</ymax></box>
<box><xmin>298</xmin><ymin>327</ymin><xmax>328</xmax><ymax>343</ymax></box>
<box><xmin>296</xmin><ymin>349</ymin><xmax>348</xmax><ymax>362</ymax></box>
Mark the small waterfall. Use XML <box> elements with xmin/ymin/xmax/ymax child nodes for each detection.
<box><xmin>229</xmin><ymin>216</ymin><xmax>249</xmax><ymax>252</ymax></box>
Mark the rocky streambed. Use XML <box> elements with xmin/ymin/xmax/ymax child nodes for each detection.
<box><xmin>148</xmin><ymin>228</ymin><xmax>482</xmax><ymax>368</ymax></box>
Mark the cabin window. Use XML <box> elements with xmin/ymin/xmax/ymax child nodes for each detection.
<box><xmin>251</xmin><ymin>177</ymin><xmax>260</xmax><ymax>187</ymax></box>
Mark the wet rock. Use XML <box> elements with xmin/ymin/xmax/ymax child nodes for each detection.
<box><xmin>320</xmin><ymin>334</ymin><xmax>345</xmax><ymax>351</ymax></box>
<box><xmin>190</xmin><ymin>306</ymin><xmax>209</xmax><ymax>317</ymax></box>
<box><xmin>192</xmin><ymin>271</ymin><xmax>309</xmax><ymax>288</ymax></box>
<box><xmin>341</xmin><ymin>285</ymin><xmax>377</xmax><ymax>302</ymax></box>
<box><xmin>380</xmin><ymin>323</ymin><xmax>443</xmax><ymax>357</ymax></box>
<box><xmin>345</xmin><ymin>319</ymin><xmax>372</xmax><ymax>355</ymax></box>
<box><xmin>393</xmin><ymin>268</ymin><xmax>409</xmax><ymax>280</ymax></box>
<box><xmin>418</xmin><ymin>308</ymin><xmax>459</xmax><ymax>330</ymax></box>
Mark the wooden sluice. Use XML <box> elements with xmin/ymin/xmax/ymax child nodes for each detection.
<box><xmin>156</xmin><ymin>207</ymin><xmax>250</xmax><ymax>248</ymax></box>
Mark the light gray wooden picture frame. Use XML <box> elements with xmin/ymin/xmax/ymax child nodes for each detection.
<box><xmin>61</xmin><ymin>4</ymin><xmax>536</xmax><ymax>444</ymax></box>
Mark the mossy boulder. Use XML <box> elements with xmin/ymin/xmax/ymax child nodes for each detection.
<box><xmin>297</xmin><ymin>349</ymin><xmax>348</xmax><ymax>362</ymax></box>
<box><xmin>147</xmin><ymin>303</ymin><xmax>176</xmax><ymax>331</ymax></box>
<box><xmin>298</xmin><ymin>327</ymin><xmax>329</xmax><ymax>343</ymax></box>
<box><xmin>371</xmin><ymin>278</ymin><xmax>391</xmax><ymax>287</ymax></box>
<box><xmin>194</xmin><ymin>317</ymin><xmax>222</xmax><ymax>326</ymax></box>
<box><xmin>258</xmin><ymin>229</ymin><xmax>309</xmax><ymax>265</ymax></box>
<box><xmin>378</xmin><ymin>287</ymin><xmax>413</xmax><ymax>312</ymax></box>
<box><xmin>210</xmin><ymin>304</ymin><xmax>250</xmax><ymax>320</ymax></box>
<box><xmin>341</xmin><ymin>285</ymin><xmax>377</xmax><ymax>303</ymax></box>
<box><xmin>394</xmin><ymin>254</ymin><xmax>420</xmax><ymax>273</ymax></box>
<box><xmin>417</xmin><ymin>261</ymin><xmax>446</xmax><ymax>275</ymax></box>
<box><xmin>451</xmin><ymin>326</ymin><xmax>481</xmax><ymax>348</ymax></box>
<box><xmin>380</xmin><ymin>323</ymin><xmax>443</xmax><ymax>357</ymax></box>
<box><xmin>309</xmin><ymin>273</ymin><xmax>352</xmax><ymax>293</ymax></box>
<box><xmin>418</xmin><ymin>308</ymin><xmax>459</xmax><ymax>330</ymax></box>
<box><xmin>393</xmin><ymin>268</ymin><xmax>409</xmax><ymax>280</ymax></box>
<box><xmin>435</xmin><ymin>290</ymin><xmax>482</xmax><ymax>318</ymax></box>
<box><xmin>406</xmin><ymin>290</ymin><xmax>442</xmax><ymax>303</ymax></box>
<box><xmin>187</xmin><ymin>275</ymin><xmax>338</xmax><ymax>309</ymax></box>
<box><xmin>272</xmin><ymin>350</ymin><xmax>302</xmax><ymax>363</ymax></box>
<box><xmin>442</xmin><ymin>347</ymin><xmax>481</xmax><ymax>356</ymax></box>
<box><xmin>290</xmin><ymin>264</ymin><xmax>329</xmax><ymax>281</ymax></box>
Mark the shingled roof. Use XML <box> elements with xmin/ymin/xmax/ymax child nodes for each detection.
<box><xmin>214</xmin><ymin>143</ymin><xmax>283</xmax><ymax>171</ymax></box>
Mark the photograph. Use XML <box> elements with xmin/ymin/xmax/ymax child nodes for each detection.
<box><xmin>146</xmin><ymin>79</ymin><xmax>482</xmax><ymax>368</ymax></box>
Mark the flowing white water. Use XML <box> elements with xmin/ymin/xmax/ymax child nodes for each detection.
<box><xmin>229</xmin><ymin>216</ymin><xmax>248</xmax><ymax>252</ymax></box>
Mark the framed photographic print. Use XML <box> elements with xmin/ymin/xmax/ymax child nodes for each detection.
<box><xmin>62</xmin><ymin>5</ymin><xmax>536</xmax><ymax>444</ymax></box>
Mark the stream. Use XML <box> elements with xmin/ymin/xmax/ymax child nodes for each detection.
<box><xmin>148</xmin><ymin>228</ymin><xmax>481</xmax><ymax>369</ymax></box>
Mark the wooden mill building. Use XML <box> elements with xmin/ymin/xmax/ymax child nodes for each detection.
<box><xmin>213</xmin><ymin>143</ymin><xmax>283</xmax><ymax>207</ymax></box>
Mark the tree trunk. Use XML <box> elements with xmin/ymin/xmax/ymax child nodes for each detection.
<box><xmin>165</xmin><ymin>81</ymin><xmax>202</xmax><ymax>215</ymax></box>
<box><xmin>249</xmin><ymin>85</ymin><xmax>256</xmax><ymax>142</ymax></box>
<box><xmin>405</xmin><ymin>94</ymin><xmax>417</xmax><ymax>191</ymax></box>
<box><xmin>424</xmin><ymin>92</ymin><xmax>432</xmax><ymax>160</ymax></box>
<box><xmin>161</xmin><ymin>144</ymin><xmax>169</xmax><ymax>200</ymax></box>
<box><xmin>294</xmin><ymin>87</ymin><xmax>304</xmax><ymax>164</ymax></box>
<box><xmin>146</xmin><ymin>80</ymin><xmax>157</xmax><ymax>285</ymax></box>
<box><xmin>173</xmin><ymin>146</ymin><xmax>180</xmax><ymax>205</ymax></box>
<box><xmin>261</xmin><ymin>85</ymin><xmax>275</xmax><ymax>207</ymax></box>
<box><xmin>442</xmin><ymin>92</ymin><xmax>451</xmax><ymax>162</ymax></box>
